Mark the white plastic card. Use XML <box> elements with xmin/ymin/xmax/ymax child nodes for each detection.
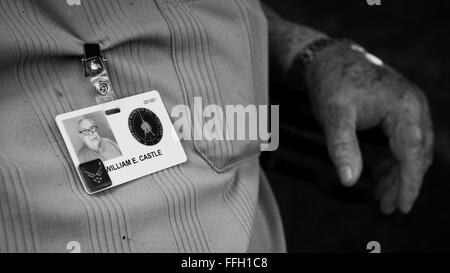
<box><xmin>55</xmin><ymin>91</ymin><xmax>187</xmax><ymax>194</ymax></box>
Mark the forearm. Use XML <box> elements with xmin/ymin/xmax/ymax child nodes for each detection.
<box><xmin>261</xmin><ymin>3</ymin><xmax>328</xmax><ymax>77</ymax></box>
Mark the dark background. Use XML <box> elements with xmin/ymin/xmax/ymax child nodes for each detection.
<box><xmin>261</xmin><ymin>0</ymin><xmax>450</xmax><ymax>252</ymax></box>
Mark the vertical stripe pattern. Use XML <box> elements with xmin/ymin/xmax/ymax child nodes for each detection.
<box><xmin>0</xmin><ymin>0</ymin><xmax>284</xmax><ymax>253</ymax></box>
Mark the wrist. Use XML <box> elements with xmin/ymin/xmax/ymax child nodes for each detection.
<box><xmin>288</xmin><ymin>38</ymin><xmax>384</xmax><ymax>93</ymax></box>
<box><xmin>267</xmin><ymin>17</ymin><xmax>328</xmax><ymax>77</ymax></box>
<box><xmin>288</xmin><ymin>38</ymin><xmax>350</xmax><ymax>92</ymax></box>
<box><xmin>312</xmin><ymin>40</ymin><xmax>387</xmax><ymax>96</ymax></box>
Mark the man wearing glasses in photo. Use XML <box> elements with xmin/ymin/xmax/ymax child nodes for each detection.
<box><xmin>76</xmin><ymin>118</ymin><xmax>122</xmax><ymax>163</ymax></box>
<box><xmin>0</xmin><ymin>0</ymin><xmax>435</xmax><ymax>252</ymax></box>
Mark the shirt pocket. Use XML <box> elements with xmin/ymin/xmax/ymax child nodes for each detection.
<box><xmin>156</xmin><ymin>0</ymin><xmax>268</xmax><ymax>172</ymax></box>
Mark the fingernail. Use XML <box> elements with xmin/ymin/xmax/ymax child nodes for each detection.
<box><xmin>339</xmin><ymin>166</ymin><xmax>353</xmax><ymax>186</ymax></box>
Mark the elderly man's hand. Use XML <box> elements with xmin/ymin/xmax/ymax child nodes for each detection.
<box><xmin>306</xmin><ymin>42</ymin><xmax>434</xmax><ymax>215</ymax></box>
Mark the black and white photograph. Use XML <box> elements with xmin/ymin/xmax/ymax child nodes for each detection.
<box><xmin>0</xmin><ymin>0</ymin><xmax>449</xmax><ymax>263</ymax></box>
<box><xmin>62</xmin><ymin>111</ymin><xmax>122</xmax><ymax>164</ymax></box>
<box><xmin>56</xmin><ymin>91</ymin><xmax>187</xmax><ymax>195</ymax></box>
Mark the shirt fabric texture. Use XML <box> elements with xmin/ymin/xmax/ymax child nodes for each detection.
<box><xmin>0</xmin><ymin>0</ymin><xmax>286</xmax><ymax>252</ymax></box>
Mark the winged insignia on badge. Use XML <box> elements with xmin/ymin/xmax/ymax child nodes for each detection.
<box><xmin>82</xmin><ymin>161</ymin><xmax>104</xmax><ymax>184</ymax></box>
<box><xmin>78</xmin><ymin>159</ymin><xmax>112</xmax><ymax>193</ymax></box>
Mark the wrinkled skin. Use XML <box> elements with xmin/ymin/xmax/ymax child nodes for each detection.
<box><xmin>306</xmin><ymin>43</ymin><xmax>434</xmax><ymax>214</ymax></box>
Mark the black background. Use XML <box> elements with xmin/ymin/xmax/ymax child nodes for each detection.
<box><xmin>261</xmin><ymin>0</ymin><xmax>450</xmax><ymax>252</ymax></box>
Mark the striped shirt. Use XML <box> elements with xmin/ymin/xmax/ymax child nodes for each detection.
<box><xmin>0</xmin><ymin>0</ymin><xmax>285</xmax><ymax>252</ymax></box>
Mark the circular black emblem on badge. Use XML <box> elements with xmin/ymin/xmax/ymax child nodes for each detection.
<box><xmin>128</xmin><ymin>108</ymin><xmax>163</xmax><ymax>146</ymax></box>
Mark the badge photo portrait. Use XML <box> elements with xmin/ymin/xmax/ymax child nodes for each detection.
<box><xmin>62</xmin><ymin>111</ymin><xmax>123</xmax><ymax>164</ymax></box>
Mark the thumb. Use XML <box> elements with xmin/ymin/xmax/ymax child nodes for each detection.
<box><xmin>321</xmin><ymin>104</ymin><xmax>363</xmax><ymax>187</ymax></box>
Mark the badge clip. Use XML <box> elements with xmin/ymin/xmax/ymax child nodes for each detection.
<box><xmin>82</xmin><ymin>43</ymin><xmax>117</xmax><ymax>104</ymax></box>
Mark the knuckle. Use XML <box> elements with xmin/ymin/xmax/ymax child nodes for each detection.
<box><xmin>413</xmin><ymin>156</ymin><xmax>426</xmax><ymax>168</ymax></box>
<box><xmin>409</xmin><ymin>139</ymin><xmax>434</xmax><ymax>168</ymax></box>
<box><xmin>330</xmin><ymin>142</ymin><xmax>354</xmax><ymax>159</ymax></box>
<box><xmin>334</xmin><ymin>119</ymin><xmax>354</xmax><ymax>133</ymax></box>
<box><xmin>324</xmin><ymin>111</ymin><xmax>355</xmax><ymax>132</ymax></box>
<box><xmin>408</xmin><ymin>150</ymin><xmax>428</xmax><ymax>169</ymax></box>
<box><xmin>404</xmin><ymin>182</ymin><xmax>419</xmax><ymax>197</ymax></box>
<box><xmin>399</xmin><ymin>92</ymin><xmax>421</xmax><ymax>112</ymax></box>
<box><xmin>405</xmin><ymin>127</ymin><xmax>423</xmax><ymax>147</ymax></box>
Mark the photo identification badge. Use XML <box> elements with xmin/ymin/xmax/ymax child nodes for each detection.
<box><xmin>55</xmin><ymin>90</ymin><xmax>187</xmax><ymax>194</ymax></box>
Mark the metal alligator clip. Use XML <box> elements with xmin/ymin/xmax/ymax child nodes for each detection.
<box><xmin>82</xmin><ymin>43</ymin><xmax>117</xmax><ymax>104</ymax></box>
